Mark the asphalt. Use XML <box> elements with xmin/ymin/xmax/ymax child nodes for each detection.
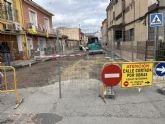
<box><xmin>1</xmin><ymin>79</ymin><xmax>165</xmax><ymax>124</ymax></box>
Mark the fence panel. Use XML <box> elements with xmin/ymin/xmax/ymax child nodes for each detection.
<box><xmin>0</xmin><ymin>66</ymin><xmax>22</xmax><ymax>108</ymax></box>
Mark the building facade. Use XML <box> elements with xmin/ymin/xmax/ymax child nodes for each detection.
<box><xmin>57</xmin><ymin>27</ymin><xmax>81</xmax><ymax>49</ymax></box>
<box><xmin>22</xmin><ymin>0</ymin><xmax>56</xmax><ymax>58</ymax></box>
<box><xmin>106</xmin><ymin>0</ymin><xmax>165</xmax><ymax>43</ymax></box>
<box><xmin>106</xmin><ymin>0</ymin><xmax>165</xmax><ymax>60</ymax></box>
<box><xmin>0</xmin><ymin>0</ymin><xmax>28</xmax><ymax>62</ymax></box>
<box><xmin>101</xmin><ymin>19</ymin><xmax>108</xmax><ymax>46</ymax></box>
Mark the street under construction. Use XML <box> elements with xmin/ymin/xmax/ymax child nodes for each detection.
<box><xmin>0</xmin><ymin>49</ymin><xmax>165</xmax><ymax>123</ymax></box>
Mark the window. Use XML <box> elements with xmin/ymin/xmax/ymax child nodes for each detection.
<box><xmin>5</xmin><ymin>0</ymin><xmax>13</xmax><ymax>21</ymax></box>
<box><xmin>113</xmin><ymin>11</ymin><xmax>115</xmax><ymax>20</ymax></box>
<box><xmin>148</xmin><ymin>27</ymin><xmax>155</xmax><ymax>41</ymax></box>
<box><xmin>130</xmin><ymin>28</ymin><xmax>134</xmax><ymax>41</ymax></box>
<box><xmin>115</xmin><ymin>30</ymin><xmax>122</xmax><ymax>41</ymax></box>
<box><xmin>29</xmin><ymin>9</ymin><xmax>37</xmax><ymax>27</ymax></box>
<box><xmin>124</xmin><ymin>28</ymin><xmax>134</xmax><ymax>41</ymax></box>
<box><xmin>44</xmin><ymin>17</ymin><xmax>50</xmax><ymax>33</ymax></box>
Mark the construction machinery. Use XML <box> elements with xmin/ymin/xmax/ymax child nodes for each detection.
<box><xmin>87</xmin><ymin>36</ymin><xmax>103</xmax><ymax>55</ymax></box>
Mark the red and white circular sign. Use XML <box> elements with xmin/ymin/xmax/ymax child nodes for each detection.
<box><xmin>101</xmin><ymin>64</ymin><xmax>122</xmax><ymax>87</ymax></box>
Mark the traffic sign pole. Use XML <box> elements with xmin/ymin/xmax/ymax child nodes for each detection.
<box><xmin>106</xmin><ymin>86</ymin><xmax>115</xmax><ymax>99</ymax></box>
<box><xmin>150</xmin><ymin>13</ymin><xmax>164</xmax><ymax>61</ymax></box>
<box><xmin>154</xmin><ymin>27</ymin><xmax>158</xmax><ymax>61</ymax></box>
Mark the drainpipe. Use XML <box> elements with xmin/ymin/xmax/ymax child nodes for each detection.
<box><xmin>18</xmin><ymin>0</ymin><xmax>29</xmax><ymax>60</ymax></box>
<box><xmin>132</xmin><ymin>0</ymin><xmax>135</xmax><ymax>62</ymax></box>
<box><xmin>153</xmin><ymin>0</ymin><xmax>160</xmax><ymax>60</ymax></box>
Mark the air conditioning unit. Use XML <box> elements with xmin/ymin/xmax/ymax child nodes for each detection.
<box><xmin>13</xmin><ymin>22</ymin><xmax>22</xmax><ymax>31</ymax></box>
<box><xmin>3</xmin><ymin>23</ymin><xmax>13</xmax><ymax>31</ymax></box>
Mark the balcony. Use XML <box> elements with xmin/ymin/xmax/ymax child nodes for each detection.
<box><xmin>25</xmin><ymin>22</ymin><xmax>56</xmax><ymax>38</ymax></box>
<box><xmin>0</xmin><ymin>3</ymin><xmax>19</xmax><ymax>23</ymax></box>
<box><xmin>148</xmin><ymin>3</ymin><xmax>158</xmax><ymax>12</ymax></box>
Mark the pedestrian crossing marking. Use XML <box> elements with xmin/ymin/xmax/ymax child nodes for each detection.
<box><xmin>150</xmin><ymin>13</ymin><xmax>163</xmax><ymax>27</ymax></box>
<box><xmin>151</xmin><ymin>14</ymin><xmax>162</xmax><ymax>25</ymax></box>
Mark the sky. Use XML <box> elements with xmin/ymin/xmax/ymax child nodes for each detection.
<box><xmin>33</xmin><ymin>0</ymin><xmax>110</xmax><ymax>33</ymax></box>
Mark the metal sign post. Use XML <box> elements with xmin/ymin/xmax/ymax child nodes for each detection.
<box><xmin>150</xmin><ymin>13</ymin><xmax>164</xmax><ymax>61</ymax></box>
<box><xmin>111</xmin><ymin>30</ymin><xmax>114</xmax><ymax>61</ymax></box>
<box><xmin>154</xmin><ymin>27</ymin><xmax>158</xmax><ymax>61</ymax></box>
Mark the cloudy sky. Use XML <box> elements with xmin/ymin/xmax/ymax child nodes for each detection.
<box><xmin>33</xmin><ymin>0</ymin><xmax>109</xmax><ymax>32</ymax></box>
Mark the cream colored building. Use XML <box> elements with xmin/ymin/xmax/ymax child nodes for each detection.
<box><xmin>57</xmin><ymin>27</ymin><xmax>81</xmax><ymax>48</ymax></box>
<box><xmin>101</xmin><ymin>19</ymin><xmax>108</xmax><ymax>46</ymax></box>
<box><xmin>106</xmin><ymin>0</ymin><xmax>165</xmax><ymax>60</ymax></box>
<box><xmin>106</xmin><ymin>0</ymin><xmax>152</xmax><ymax>43</ymax></box>
<box><xmin>107</xmin><ymin>0</ymin><xmax>165</xmax><ymax>42</ymax></box>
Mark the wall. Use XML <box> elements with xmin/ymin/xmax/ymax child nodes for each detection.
<box><xmin>101</xmin><ymin>19</ymin><xmax>108</xmax><ymax>45</ymax></box>
<box><xmin>22</xmin><ymin>0</ymin><xmax>52</xmax><ymax>32</ymax></box>
<box><xmin>58</xmin><ymin>28</ymin><xmax>80</xmax><ymax>41</ymax></box>
<box><xmin>0</xmin><ymin>0</ymin><xmax>28</xmax><ymax>60</ymax></box>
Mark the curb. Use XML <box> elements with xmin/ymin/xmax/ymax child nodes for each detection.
<box><xmin>12</xmin><ymin>53</ymin><xmax>86</xmax><ymax>70</ymax></box>
<box><xmin>12</xmin><ymin>61</ymin><xmax>39</xmax><ymax>69</ymax></box>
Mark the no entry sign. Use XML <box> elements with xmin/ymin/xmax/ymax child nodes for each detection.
<box><xmin>101</xmin><ymin>64</ymin><xmax>122</xmax><ymax>87</ymax></box>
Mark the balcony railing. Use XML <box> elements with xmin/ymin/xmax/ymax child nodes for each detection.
<box><xmin>0</xmin><ymin>3</ymin><xmax>19</xmax><ymax>22</ymax></box>
<box><xmin>25</xmin><ymin>22</ymin><xmax>55</xmax><ymax>36</ymax></box>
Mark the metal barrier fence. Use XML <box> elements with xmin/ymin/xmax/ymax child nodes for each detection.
<box><xmin>103</xmin><ymin>61</ymin><xmax>165</xmax><ymax>84</ymax></box>
<box><xmin>110</xmin><ymin>40</ymin><xmax>165</xmax><ymax>61</ymax></box>
<box><xmin>55</xmin><ymin>53</ymin><xmax>107</xmax><ymax>98</ymax></box>
<box><xmin>101</xmin><ymin>61</ymin><xmax>165</xmax><ymax>98</ymax></box>
<box><xmin>0</xmin><ymin>66</ymin><xmax>22</xmax><ymax>109</ymax></box>
<box><xmin>101</xmin><ymin>61</ymin><xmax>165</xmax><ymax>99</ymax></box>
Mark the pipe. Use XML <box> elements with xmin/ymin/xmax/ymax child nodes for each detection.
<box><xmin>18</xmin><ymin>0</ymin><xmax>29</xmax><ymax>59</ymax></box>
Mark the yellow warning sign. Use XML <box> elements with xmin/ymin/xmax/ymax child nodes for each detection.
<box><xmin>122</xmin><ymin>63</ymin><xmax>153</xmax><ymax>88</ymax></box>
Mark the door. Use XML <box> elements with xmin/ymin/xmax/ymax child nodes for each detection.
<box><xmin>38</xmin><ymin>38</ymin><xmax>46</xmax><ymax>56</ymax></box>
<box><xmin>27</xmin><ymin>37</ymin><xmax>33</xmax><ymax>58</ymax></box>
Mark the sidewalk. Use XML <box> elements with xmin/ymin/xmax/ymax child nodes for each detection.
<box><xmin>11</xmin><ymin>60</ymin><xmax>38</xmax><ymax>69</ymax></box>
<box><xmin>1</xmin><ymin>79</ymin><xmax>165</xmax><ymax>124</ymax></box>
<box><xmin>0</xmin><ymin>49</ymin><xmax>85</xmax><ymax>70</ymax></box>
<box><xmin>114</xmin><ymin>50</ymin><xmax>146</xmax><ymax>62</ymax></box>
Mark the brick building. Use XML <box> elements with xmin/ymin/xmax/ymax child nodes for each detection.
<box><xmin>22</xmin><ymin>0</ymin><xmax>56</xmax><ymax>58</ymax></box>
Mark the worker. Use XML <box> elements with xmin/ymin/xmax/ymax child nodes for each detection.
<box><xmin>79</xmin><ymin>44</ymin><xmax>86</xmax><ymax>52</ymax></box>
<box><xmin>79</xmin><ymin>44</ymin><xmax>83</xmax><ymax>51</ymax></box>
<box><xmin>0</xmin><ymin>42</ymin><xmax>11</xmax><ymax>66</ymax></box>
